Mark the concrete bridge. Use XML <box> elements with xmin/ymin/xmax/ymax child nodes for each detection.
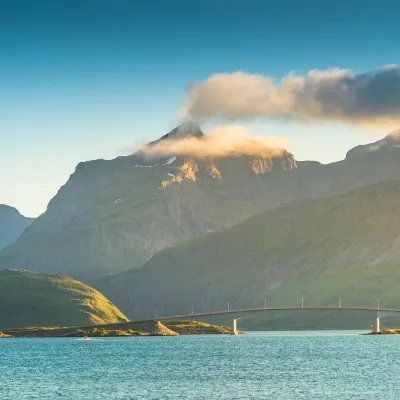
<box><xmin>154</xmin><ymin>305</ymin><xmax>400</xmax><ymax>335</ymax></box>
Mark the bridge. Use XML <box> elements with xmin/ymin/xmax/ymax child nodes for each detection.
<box><xmin>153</xmin><ymin>305</ymin><xmax>400</xmax><ymax>335</ymax></box>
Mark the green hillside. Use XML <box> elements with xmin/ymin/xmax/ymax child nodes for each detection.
<box><xmin>0</xmin><ymin>269</ymin><xmax>128</xmax><ymax>330</ymax></box>
<box><xmin>101</xmin><ymin>179</ymin><xmax>400</xmax><ymax>329</ymax></box>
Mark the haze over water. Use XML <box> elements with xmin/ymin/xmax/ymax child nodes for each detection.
<box><xmin>1</xmin><ymin>332</ymin><xmax>399</xmax><ymax>399</ymax></box>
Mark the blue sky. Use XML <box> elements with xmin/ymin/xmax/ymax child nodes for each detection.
<box><xmin>1</xmin><ymin>0</ymin><xmax>399</xmax><ymax>217</ymax></box>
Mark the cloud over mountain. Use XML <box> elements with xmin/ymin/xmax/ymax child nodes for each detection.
<box><xmin>138</xmin><ymin>126</ymin><xmax>291</xmax><ymax>158</ymax></box>
<box><xmin>181</xmin><ymin>66</ymin><xmax>400</xmax><ymax>129</ymax></box>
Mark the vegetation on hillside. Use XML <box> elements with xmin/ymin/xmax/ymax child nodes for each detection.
<box><xmin>0</xmin><ymin>269</ymin><xmax>128</xmax><ymax>330</ymax></box>
<box><xmin>101</xmin><ymin>179</ymin><xmax>400</xmax><ymax>329</ymax></box>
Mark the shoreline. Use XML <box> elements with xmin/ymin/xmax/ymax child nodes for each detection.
<box><xmin>0</xmin><ymin>320</ymin><xmax>238</xmax><ymax>338</ymax></box>
<box><xmin>362</xmin><ymin>328</ymin><xmax>400</xmax><ymax>335</ymax></box>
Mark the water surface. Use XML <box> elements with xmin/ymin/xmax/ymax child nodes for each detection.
<box><xmin>1</xmin><ymin>331</ymin><xmax>399</xmax><ymax>399</ymax></box>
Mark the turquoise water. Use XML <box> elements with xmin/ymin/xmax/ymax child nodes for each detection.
<box><xmin>1</xmin><ymin>331</ymin><xmax>399</xmax><ymax>399</ymax></box>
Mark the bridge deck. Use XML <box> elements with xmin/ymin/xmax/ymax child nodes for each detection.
<box><xmin>155</xmin><ymin>306</ymin><xmax>400</xmax><ymax>322</ymax></box>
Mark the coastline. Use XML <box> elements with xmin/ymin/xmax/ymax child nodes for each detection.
<box><xmin>0</xmin><ymin>320</ymin><xmax>238</xmax><ymax>338</ymax></box>
<box><xmin>362</xmin><ymin>328</ymin><xmax>400</xmax><ymax>335</ymax></box>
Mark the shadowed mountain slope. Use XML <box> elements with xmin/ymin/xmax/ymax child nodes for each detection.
<box><xmin>0</xmin><ymin>205</ymin><xmax>34</xmax><ymax>251</ymax></box>
<box><xmin>99</xmin><ymin>179</ymin><xmax>400</xmax><ymax>329</ymax></box>
<box><xmin>0</xmin><ymin>124</ymin><xmax>297</xmax><ymax>280</ymax></box>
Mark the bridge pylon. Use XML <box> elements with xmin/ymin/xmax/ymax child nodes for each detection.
<box><xmin>231</xmin><ymin>319</ymin><xmax>238</xmax><ymax>335</ymax></box>
<box><xmin>376</xmin><ymin>316</ymin><xmax>380</xmax><ymax>333</ymax></box>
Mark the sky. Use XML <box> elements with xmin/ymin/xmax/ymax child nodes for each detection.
<box><xmin>1</xmin><ymin>0</ymin><xmax>400</xmax><ymax>217</ymax></box>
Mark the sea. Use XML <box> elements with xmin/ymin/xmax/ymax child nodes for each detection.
<box><xmin>1</xmin><ymin>331</ymin><xmax>399</xmax><ymax>399</ymax></box>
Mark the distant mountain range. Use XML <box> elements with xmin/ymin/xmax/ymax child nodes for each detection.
<box><xmin>0</xmin><ymin>205</ymin><xmax>34</xmax><ymax>251</ymax></box>
<box><xmin>2</xmin><ymin>125</ymin><xmax>400</xmax><ymax>282</ymax></box>
<box><xmin>2</xmin><ymin>125</ymin><xmax>400</xmax><ymax>329</ymax></box>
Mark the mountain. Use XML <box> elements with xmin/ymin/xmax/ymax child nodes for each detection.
<box><xmin>0</xmin><ymin>123</ymin><xmax>297</xmax><ymax>281</ymax></box>
<box><xmin>0</xmin><ymin>205</ymin><xmax>34</xmax><ymax>251</ymax></box>
<box><xmin>99</xmin><ymin>179</ymin><xmax>400</xmax><ymax>329</ymax></box>
<box><xmin>0</xmin><ymin>269</ymin><xmax>128</xmax><ymax>329</ymax></box>
<box><xmin>1</xmin><ymin>126</ymin><xmax>400</xmax><ymax>282</ymax></box>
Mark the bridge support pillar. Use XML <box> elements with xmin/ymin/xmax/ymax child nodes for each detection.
<box><xmin>376</xmin><ymin>316</ymin><xmax>380</xmax><ymax>333</ymax></box>
<box><xmin>231</xmin><ymin>319</ymin><xmax>238</xmax><ymax>335</ymax></box>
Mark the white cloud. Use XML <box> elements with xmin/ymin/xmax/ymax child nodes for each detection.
<box><xmin>138</xmin><ymin>125</ymin><xmax>292</xmax><ymax>158</ymax></box>
<box><xmin>181</xmin><ymin>66</ymin><xmax>400</xmax><ymax>130</ymax></box>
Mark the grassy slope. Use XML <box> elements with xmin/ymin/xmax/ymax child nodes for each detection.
<box><xmin>102</xmin><ymin>179</ymin><xmax>400</xmax><ymax>329</ymax></box>
<box><xmin>0</xmin><ymin>269</ymin><xmax>128</xmax><ymax>330</ymax></box>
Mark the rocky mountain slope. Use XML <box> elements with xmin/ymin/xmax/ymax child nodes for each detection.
<box><xmin>0</xmin><ymin>124</ymin><xmax>297</xmax><ymax>280</ymax></box>
<box><xmin>99</xmin><ymin>179</ymin><xmax>400</xmax><ymax>329</ymax></box>
<box><xmin>0</xmin><ymin>269</ymin><xmax>128</xmax><ymax>329</ymax></box>
<box><xmin>0</xmin><ymin>205</ymin><xmax>34</xmax><ymax>251</ymax></box>
<box><xmin>2</xmin><ymin>126</ymin><xmax>400</xmax><ymax>282</ymax></box>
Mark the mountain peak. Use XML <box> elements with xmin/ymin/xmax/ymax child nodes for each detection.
<box><xmin>386</xmin><ymin>129</ymin><xmax>400</xmax><ymax>140</ymax></box>
<box><xmin>170</xmin><ymin>121</ymin><xmax>203</xmax><ymax>138</ymax></box>
<box><xmin>345</xmin><ymin>130</ymin><xmax>400</xmax><ymax>159</ymax></box>
<box><xmin>0</xmin><ymin>205</ymin><xmax>34</xmax><ymax>251</ymax></box>
<box><xmin>0</xmin><ymin>204</ymin><xmax>21</xmax><ymax>217</ymax></box>
<box><xmin>149</xmin><ymin>121</ymin><xmax>203</xmax><ymax>146</ymax></box>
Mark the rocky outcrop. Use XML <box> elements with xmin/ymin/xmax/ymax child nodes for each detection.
<box><xmin>165</xmin><ymin>320</ymin><xmax>233</xmax><ymax>335</ymax></box>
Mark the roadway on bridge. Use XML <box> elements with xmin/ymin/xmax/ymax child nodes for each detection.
<box><xmin>155</xmin><ymin>305</ymin><xmax>400</xmax><ymax>322</ymax></box>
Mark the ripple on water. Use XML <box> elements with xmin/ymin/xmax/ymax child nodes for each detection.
<box><xmin>0</xmin><ymin>332</ymin><xmax>399</xmax><ymax>399</ymax></box>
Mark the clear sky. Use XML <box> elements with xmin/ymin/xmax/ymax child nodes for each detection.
<box><xmin>1</xmin><ymin>0</ymin><xmax>399</xmax><ymax>217</ymax></box>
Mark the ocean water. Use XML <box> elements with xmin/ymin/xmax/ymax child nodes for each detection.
<box><xmin>1</xmin><ymin>331</ymin><xmax>399</xmax><ymax>399</ymax></box>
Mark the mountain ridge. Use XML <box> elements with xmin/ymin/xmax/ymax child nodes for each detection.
<box><xmin>0</xmin><ymin>205</ymin><xmax>34</xmax><ymax>251</ymax></box>
<box><xmin>1</xmin><ymin>126</ymin><xmax>400</xmax><ymax>282</ymax></box>
<box><xmin>0</xmin><ymin>124</ymin><xmax>298</xmax><ymax>280</ymax></box>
